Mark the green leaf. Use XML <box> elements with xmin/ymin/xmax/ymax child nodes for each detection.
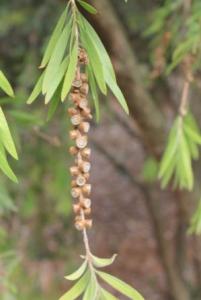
<box><xmin>27</xmin><ymin>73</ymin><xmax>44</xmax><ymax>104</ymax></box>
<box><xmin>80</xmin><ymin>27</ymin><xmax>107</xmax><ymax>95</ymax></box>
<box><xmin>159</xmin><ymin>120</ymin><xmax>178</xmax><ymax>179</ymax></box>
<box><xmin>78</xmin><ymin>0</ymin><xmax>97</xmax><ymax>14</ymax></box>
<box><xmin>179</xmin><ymin>133</ymin><xmax>193</xmax><ymax>190</ymax></box>
<box><xmin>45</xmin><ymin>57</ymin><xmax>69</xmax><ymax>104</ymax></box>
<box><xmin>80</xmin><ymin>16</ymin><xmax>116</xmax><ymax>81</ymax></box>
<box><xmin>42</xmin><ymin>18</ymin><xmax>72</xmax><ymax>94</ymax></box>
<box><xmin>87</xmin><ymin>65</ymin><xmax>100</xmax><ymax>122</ymax></box>
<box><xmin>59</xmin><ymin>271</ymin><xmax>89</xmax><ymax>300</ymax></box>
<box><xmin>40</xmin><ymin>8</ymin><xmax>68</xmax><ymax>68</ymax></box>
<box><xmin>0</xmin><ymin>143</ymin><xmax>17</xmax><ymax>183</ymax></box>
<box><xmin>46</xmin><ymin>89</ymin><xmax>61</xmax><ymax>122</ymax></box>
<box><xmin>65</xmin><ymin>260</ymin><xmax>87</xmax><ymax>281</ymax></box>
<box><xmin>0</xmin><ymin>107</ymin><xmax>18</xmax><ymax>159</ymax></box>
<box><xmin>83</xmin><ymin>274</ymin><xmax>99</xmax><ymax>300</ymax></box>
<box><xmin>97</xmin><ymin>271</ymin><xmax>144</xmax><ymax>300</ymax></box>
<box><xmin>61</xmin><ymin>41</ymin><xmax>78</xmax><ymax>101</ymax></box>
<box><xmin>184</xmin><ymin>123</ymin><xmax>201</xmax><ymax>144</ymax></box>
<box><xmin>101</xmin><ymin>288</ymin><xmax>118</xmax><ymax>300</ymax></box>
<box><xmin>0</xmin><ymin>71</ymin><xmax>14</xmax><ymax>97</ymax></box>
<box><xmin>105</xmin><ymin>73</ymin><xmax>129</xmax><ymax>114</ymax></box>
<box><xmin>92</xmin><ymin>254</ymin><xmax>117</xmax><ymax>268</ymax></box>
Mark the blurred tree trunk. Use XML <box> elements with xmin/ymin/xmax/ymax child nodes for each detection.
<box><xmin>86</xmin><ymin>1</ymin><xmax>193</xmax><ymax>299</ymax></box>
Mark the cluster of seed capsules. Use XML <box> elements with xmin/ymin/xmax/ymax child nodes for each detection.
<box><xmin>68</xmin><ymin>49</ymin><xmax>93</xmax><ymax>231</ymax></box>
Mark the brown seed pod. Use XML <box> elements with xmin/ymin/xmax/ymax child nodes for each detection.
<box><xmin>80</xmin><ymin>198</ymin><xmax>91</xmax><ymax>209</ymax></box>
<box><xmin>75</xmin><ymin>220</ymin><xmax>85</xmax><ymax>231</ymax></box>
<box><xmin>72</xmin><ymin>79</ymin><xmax>82</xmax><ymax>88</ymax></box>
<box><xmin>69</xmin><ymin>146</ymin><xmax>79</xmax><ymax>156</ymax></box>
<box><xmin>71</xmin><ymin>180</ymin><xmax>77</xmax><ymax>188</ymax></box>
<box><xmin>82</xmin><ymin>184</ymin><xmax>92</xmax><ymax>196</ymax></box>
<box><xmin>84</xmin><ymin>208</ymin><xmax>91</xmax><ymax>215</ymax></box>
<box><xmin>81</xmin><ymin>148</ymin><xmax>91</xmax><ymax>159</ymax></box>
<box><xmin>73</xmin><ymin>204</ymin><xmax>81</xmax><ymax>214</ymax></box>
<box><xmin>70</xmin><ymin>130</ymin><xmax>80</xmax><ymax>140</ymax></box>
<box><xmin>76</xmin><ymin>136</ymin><xmax>88</xmax><ymax>149</ymax></box>
<box><xmin>68</xmin><ymin>107</ymin><xmax>78</xmax><ymax>116</ymax></box>
<box><xmin>71</xmin><ymin>114</ymin><xmax>82</xmax><ymax>126</ymax></box>
<box><xmin>76</xmin><ymin>175</ymin><xmax>86</xmax><ymax>187</ymax></box>
<box><xmin>71</xmin><ymin>188</ymin><xmax>81</xmax><ymax>198</ymax></box>
<box><xmin>80</xmin><ymin>83</ymin><xmax>89</xmax><ymax>96</ymax></box>
<box><xmin>78</xmin><ymin>99</ymin><xmax>88</xmax><ymax>110</ymax></box>
<box><xmin>80</xmin><ymin>73</ymin><xmax>88</xmax><ymax>83</ymax></box>
<box><xmin>80</xmin><ymin>161</ymin><xmax>91</xmax><ymax>173</ymax></box>
<box><xmin>79</xmin><ymin>122</ymin><xmax>90</xmax><ymax>133</ymax></box>
<box><xmin>85</xmin><ymin>219</ymin><xmax>93</xmax><ymax>229</ymax></box>
<box><xmin>70</xmin><ymin>166</ymin><xmax>79</xmax><ymax>176</ymax></box>
<box><xmin>81</xmin><ymin>108</ymin><xmax>92</xmax><ymax>119</ymax></box>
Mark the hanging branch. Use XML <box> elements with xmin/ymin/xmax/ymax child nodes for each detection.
<box><xmin>28</xmin><ymin>0</ymin><xmax>144</xmax><ymax>299</ymax></box>
<box><xmin>0</xmin><ymin>71</ymin><xmax>18</xmax><ymax>182</ymax></box>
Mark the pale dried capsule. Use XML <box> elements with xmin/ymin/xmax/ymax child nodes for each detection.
<box><xmin>70</xmin><ymin>166</ymin><xmax>79</xmax><ymax>176</ymax></box>
<box><xmin>79</xmin><ymin>122</ymin><xmax>90</xmax><ymax>133</ymax></box>
<box><xmin>85</xmin><ymin>219</ymin><xmax>93</xmax><ymax>229</ymax></box>
<box><xmin>81</xmin><ymin>108</ymin><xmax>93</xmax><ymax>119</ymax></box>
<box><xmin>78</xmin><ymin>99</ymin><xmax>88</xmax><ymax>110</ymax></box>
<box><xmin>80</xmin><ymin>198</ymin><xmax>91</xmax><ymax>209</ymax></box>
<box><xmin>84</xmin><ymin>208</ymin><xmax>91</xmax><ymax>215</ymax></box>
<box><xmin>80</xmin><ymin>83</ymin><xmax>89</xmax><ymax>96</ymax></box>
<box><xmin>71</xmin><ymin>114</ymin><xmax>82</xmax><ymax>126</ymax></box>
<box><xmin>81</xmin><ymin>73</ymin><xmax>88</xmax><ymax>83</ymax></box>
<box><xmin>82</xmin><ymin>184</ymin><xmax>91</xmax><ymax>196</ymax></box>
<box><xmin>81</xmin><ymin>148</ymin><xmax>91</xmax><ymax>159</ymax></box>
<box><xmin>71</xmin><ymin>180</ymin><xmax>77</xmax><ymax>188</ymax></box>
<box><xmin>68</xmin><ymin>107</ymin><xmax>78</xmax><ymax>116</ymax></box>
<box><xmin>71</xmin><ymin>188</ymin><xmax>80</xmax><ymax>198</ymax></box>
<box><xmin>75</xmin><ymin>220</ymin><xmax>85</xmax><ymax>231</ymax></box>
<box><xmin>70</xmin><ymin>130</ymin><xmax>80</xmax><ymax>140</ymax></box>
<box><xmin>73</xmin><ymin>204</ymin><xmax>81</xmax><ymax>214</ymax></box>
<box><xmin>76</xmin><ymin>136</ymin><xmax>88</xmax><ymax>149</ymax></box>
<box><xmin>76</xmin><ymin>175</ymin><xmax>86</xmax><ymax>187</ymax></box>
<box><xmin>72</xmin><ymin>79</ymin><xmax>82</xmax><ymax>88</ymax></box>
<box><xmin>69</xmin><ymin>146</ymin><xmax>78</xmax><ymax>156</ymax></box>
<box><xmin>80</xmin><ymin>161</ymin><xmax>91</xmax><ymax>173</ymax></box>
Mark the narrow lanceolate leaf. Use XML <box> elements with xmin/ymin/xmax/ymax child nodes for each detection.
<box><xmin>46</xmin><ymin>89</ymin><xmax>61</xmax><ymax>121</ymax></box>
<box><xmin>101</xmin><ymin>288</ymin><xmax>118</xmax><ymax>300</ymax></box>
<box><xmin>0</xmin><ymin>143</ymin><xmax>17</xmax><ymax>183</ymax></box>
<box><xmin>92</xmin><ymin>254</ymin><xmax>117</xmax><ymax>268</ymax></box>
<box><xmin>97</xmin><ymin>271</ymin><xmax>144</xmax><ymax>300</ymax></box>
<box><xmin>83</xmin><ymin>275</ymin><xmax>99</xmax><ymax>300</ymax></box>
<box><xmin>40</xmin><ymin>8</ymin><xmax>68</xmax><ymax>68</ymax></box>
<box><xmin>77</xmin><ymin>0</ymin><xmax>97</xmax><ymax>14</ymax></box>
<box><xmin>43</xmin><ymin>19</ymin><xmax>72</xmax><ymax>94</ymax></box>
<box><xmin>59</xmin><ymin>271</ymin><xmax>89</xmax><ymax>300</ymax></box>
<box><xmin>0</xmin><ymin>107</ymin><xmax>18</xmax><ymax>159</ymax></box>
<box><xmin>0</xmin><ymin>71</ymin><xmax>14</xmax><ymax>97</ymax></box>
<box><xmin>61</xmin><ymin>41</ymin><xmax>78</xmax><ymax>101</ymax></box>
<box><xmin>184</xmin><ymin>123</ymin><xmax>201</xmax><ymax>144</ymax></box>
<box><xmin>87</xmin><ymin>65</ymin><xmax>100</xmax><ymax>122</ymax></box>
<box><xmin>80</xmin><ymin>15</ymin><xmax>128</xmax><ymax>114</ymax></box>
<box><xmin>179</xmin><ymin>134</ymin><xmax>193</xmax><ymax>190</ymax></box>
<box><xmin>80</xmin><ymin>28</ymin><xmax>107</xmax><ymax>95</ymax></box>
<box><xmin>80</xmin><ymin>15</ymin><xmax>116</xmax><ymax>81</ymax></box>
<box><xmin>159</xmin><ymin>120</ymin><xmax>178</xmax><ymax>179</ymax></box>
<box><xmin>65</xmin><ymin>260</ymin><xmax>87</xmax><ymax>281</ymax></box>
<box><xmin>27</xmin><ymin>73</ymin><xmax>44</xmax><ymax>104</ymax></box>
<box><xmin>45</xmin><ymin>57</ymin><xmax>69</xmax><ymax>104</ymax></box>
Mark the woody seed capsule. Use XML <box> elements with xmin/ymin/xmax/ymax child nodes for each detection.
<box><xmin>84</xmin><ymin>208</ymin><xmax>91</xmax><ymax>215</ymax></box>
<box><xmin>69</xmin><ymin>146</ymin><xmax>78</xmax><ymax>155</ymax></box>
<box><xmin>76</xmin><ymin>136</ymin><xmax>88</xmax><ymax>149</ymax></box>
<box><xmin>79</xmin><ymin>122</ymin><xmax>90</xmax><ymax>133</ymax></box>
<box><xmin>82</xmin><ymin>184</ymin><xmax>92</xmax><ymax>196</ymax></box>
<box><xmin>70</xmin><ymin>130</ymin><xmax>80</xmax><ymax>140</ymax></box>
<box><xmin>80</xmin><ymin>198</ymin><xmax>91</xmax><ymax>209</ymax></box>
<box><xmin>70</xmin><ymin>166</ymin><xmax>79</xmax><ymax>176</ymax></box>
<box><xmin>71</xmin><ymin>188</ymin><xmax>80</xmax><ymax>198</ymax></box>
<box><xmin>73</xmin><ymin>204</ymin><xmax>81</xmax><ymax>214</ymax></box>
<box><xmin>68</xmin><ymin>107</ymin><xmax>78</xmax><ymax>116</ymax></box>
<box><xmin>81</xmin><ymin>148</ymin><xmax>91</xmax><ymax>159</ymax></box>
<box><xmin>71</xmin><ymin>114</ymin><xmax>82</xmax><ymax>126</ymax></box>
<box><xmin>72</xmin><ymin>79</ymin><xmax>82</xmax><ymax>88</ymax></box>
<box><xmin>80</xmin><ymin>161</ymin><xmax>91</xmax><ymax>173</ymax></box>
<box><xmin>76</xmin><ymin>175</ymin><xmax>86</xmax><ymax>187</ymax></box>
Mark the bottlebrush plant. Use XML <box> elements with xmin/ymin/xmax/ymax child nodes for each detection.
<box><xmin>0</xmin><ymin>71</ymin><xmax>18</xmax><ymax>183</ymax></box>
<box><xmin>28</xmin><ymin>0</ymin><xmax>143</xmax><ymax>299</ymax></box>
<box><xmin>146</xmin><ymin>0</ymin><xmax>201</xmax><ymax>234</ymax></box>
